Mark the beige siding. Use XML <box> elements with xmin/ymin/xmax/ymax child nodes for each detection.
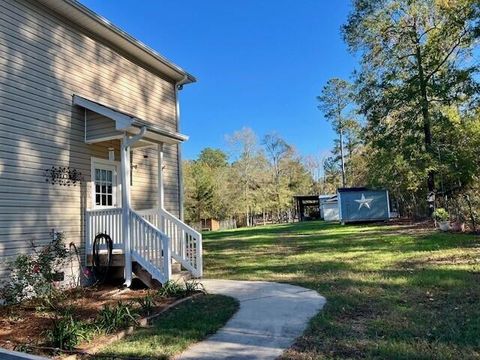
<box><xmin>85</xmin><ymin>110</ymin><xmax>121</xmax><ymax>143</ymax></box>
<box><xmin>0</xmin><ymin>0</ymin><xmax>182</xmax><ymax>276</ymax></box>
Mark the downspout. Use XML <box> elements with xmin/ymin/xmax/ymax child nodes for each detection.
<box><xmin>175</xmin><ymin>75</ymin><xmax>189</xmax><ymax>220</ymax></box>
<box><xmin>121</xmin><ymin>126</ymin><xmax>147</xmax><ymax>287</ymax></box>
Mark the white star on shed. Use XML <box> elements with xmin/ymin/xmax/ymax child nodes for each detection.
<box><xmin>354</xmin><ymin>193</ymin><xmax>373</xmax><ymax>210</ymax></box>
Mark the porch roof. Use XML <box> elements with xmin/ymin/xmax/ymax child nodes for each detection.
<box><xmin>73</xmin><ymin>95</ymin><xmax>188</xmax><ymax>145</ymax></box>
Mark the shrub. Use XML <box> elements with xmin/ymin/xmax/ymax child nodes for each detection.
<box><xmin>46</xmin><ymin>311</ymin><xmax>89</xmax><ymax>350</ymax></box>
<box><xmin>97</xmin><ymin>302</ymin><xmax>138</xmax><ymax>333</ymax></box>
<box><xmin>433</xmin><ymin>208</ymin><xmax>450</xmax><ymax>222</ymax></box>
<box><xmin>184</xmin><ymin>280</ymin><xmax>206</xmax><ymax>296</ymax></box>
<box><xmin>135</xmin><ymin>293</ymin><xmax>155</xmax><ymax>315</ymax></box>
<box><xmin>157</xmin><ymin>280</ymin><xmax>186</xmax><ymax>298</ymax></box>
<box><xmin>157</xmin><ymin>280</ymin><xmax>206</xmax><ymax>299</ymax></box>
<box><xmin>2</xmin><ymin>233</ymin><xmax>70</xmax><ymax>305</ymax></box>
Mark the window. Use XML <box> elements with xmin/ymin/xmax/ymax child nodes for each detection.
<box><xmin>95</xmin><ymin>168</ymin><xmax>113</xmax><ymax>207</ymax></box>
<box><xmin>91</xmin><ymin>159</ymin><xmax>118</xmax><ymax>209</ymax></box>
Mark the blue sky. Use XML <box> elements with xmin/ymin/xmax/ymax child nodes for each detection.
<box><xmin>80</xmin><ymin>0</ymin><xmax>356</xmax><ymax>160</ymax></box>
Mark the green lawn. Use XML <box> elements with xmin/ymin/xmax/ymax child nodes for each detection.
<box><xmin>204</xmin><ymin>221</ymin><xmax>480</xmax><ymax>359</ymax></box>
<box><xmin>98</xmin><ymin>294</ymin><xmax>239</xmax><ymax>359</ymax></box>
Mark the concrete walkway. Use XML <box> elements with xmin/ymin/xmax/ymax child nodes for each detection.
<box><xmin>177</xmin><ymin>279</ymin><xmax>326</xmax><ymax>360</ymax></box>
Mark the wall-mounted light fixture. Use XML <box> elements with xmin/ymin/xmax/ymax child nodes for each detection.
<box><xmin>108</xmin><ymin>148</ymin><xmax>115</xmax><ymax>161</ymax></box>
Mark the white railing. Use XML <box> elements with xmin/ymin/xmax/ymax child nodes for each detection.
<box><xmin>85</xmin><ymin>208</ymin><xmax>124</xmax><ymax>252</ymax></box>
<box><xmin>130</xmin><ymin>211</ymin><xmax>171</xmax><ymax>284</ymax></box>
<box><xmin>137</xmin><ymin>208</ymin><xmax>203</xmax><ymax>278</ymax></box>
<box><xmin>85</xmin><ymin>207</ymin><xmax>201</xmax><ymax>284</ymax></box>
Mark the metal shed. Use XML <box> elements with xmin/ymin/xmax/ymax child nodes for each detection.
<box><xmin>337</xmin><ymin>188</ymin><xmax>390</xmax><ymax>223</ymax></box>
<box><xmin>319</xmin><ymin>195</ymin><xmax>339</xmax><ymax>221</ymax></box>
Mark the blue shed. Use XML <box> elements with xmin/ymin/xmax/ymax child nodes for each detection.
<box><xmin>337</xmin><ymin>188</ymin><xmax>390</xmax><ymax>223</ymax></box>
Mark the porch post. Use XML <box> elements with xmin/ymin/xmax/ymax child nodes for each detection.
<box><xmin>121</xmin><ymin>135</ymin><xmax>132</xmax><ymax>287</ymax></box>
<box><xmin>157</xmin><ymin>143</ymin><xmax>164</xmax><ymax>209</ymax></box>
<box><xmin>175</xmin><ymin>83</ymin><xmax>185</xmax><ymax>221</ymax></box>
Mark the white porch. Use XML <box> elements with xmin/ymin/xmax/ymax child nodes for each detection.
<box><xmin>85</xmin><ymin>207</ymin><xmax>203</xmax><ymax>284</ymax></box>
<box><xmin>75</xmin><ymin>95</ymin><xmax>203</xmax><ymax>286</ymax></box>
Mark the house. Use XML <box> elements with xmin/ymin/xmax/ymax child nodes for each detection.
<box><xmin>337</xmin><ymin>188</ymin><xmax>390</xmax><ymax>223</ymax></box>
<box><xmin>319</xmin><ymin>194</ymin><xmax>339</xmax><ymax>221</ymax></box>
<box><xmin>0</xmin><ymin>0</ymin><xmax>202</xmax><ymax>286</ymax></box>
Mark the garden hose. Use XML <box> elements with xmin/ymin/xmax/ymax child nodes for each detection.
<box><xmin>92</xmin><ymin>233</ymin><xmax>113</xmax><ymax>284</ymax></box>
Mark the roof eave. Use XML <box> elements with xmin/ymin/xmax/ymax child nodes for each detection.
<box><xmin>73</xmin><ymin>95</ymin><xmax>189</xmax><ymax>145</ymax></box>
<box><xmin>36</xmin><ymin>0</ymin><xmax>196</xmax><ymax>84</ymax></box>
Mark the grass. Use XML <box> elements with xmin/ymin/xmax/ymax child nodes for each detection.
<box><xmin>203</xmin><ymin>221</ymin><xmax>480</xmax><ymax>359</ymax></box>
<box><xmin>98</xmin><ymin>294</ymin><xmax>239</xmax><ymax>359</ymax></box>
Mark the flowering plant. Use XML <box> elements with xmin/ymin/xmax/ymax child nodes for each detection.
<box><xmin>2</xmin><ymin>233</ymin><xmax>69</xmax><ymax>304</ymax></box>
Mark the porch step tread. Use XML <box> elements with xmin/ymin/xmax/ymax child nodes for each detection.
<box><xmin>172</xmin><ymin>270</ymin><xmax>191</xmax><ymax>282</ymax></box>
<box><xmin>172</xmin><ymin>262</ymin><xmax>182</xmax><ymax>274</ymax></box>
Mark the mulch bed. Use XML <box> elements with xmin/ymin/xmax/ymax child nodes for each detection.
<box><xmin>0</xmin><ymin>280</ymin><xmax>177</xmax><ymax>353</ymax></box>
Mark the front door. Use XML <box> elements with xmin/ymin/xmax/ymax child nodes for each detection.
<box><xmin>91</xmin><ymin>158</ymin><xmax>120</xmax><ymax>209</ymax></box>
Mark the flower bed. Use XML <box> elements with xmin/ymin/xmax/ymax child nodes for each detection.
<box><xmin>0</xmin><ymin>280</ymin><xmax>205</xmax><ymax>358</ymax></box>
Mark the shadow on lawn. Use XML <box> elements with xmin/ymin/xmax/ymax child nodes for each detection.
<box><xmin>204</xmin><ymin>221</ymin><xmax>480</xmax><ymax>359</ymax></box>
<box><xmin>204</xmin><ymin>221</ymin><xmax>476</xmax><ymax>256</ymax></box>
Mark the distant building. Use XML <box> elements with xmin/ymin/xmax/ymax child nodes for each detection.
<box><xmin>294</xmin><ymin>195</ymin><xmax>320</xmax><ymax>221</ymax></box>
<box><xmin>337</xmin><ymin>188</ymin><xmax>390</xmax><ymax>223</ymax></box>
<box><xmin>202</xmin><ymin>218</ymin><xmax>223</xmax><ymax>231</ymax></box>
<box><xmin>319</xmin><ymin>195</ymin><xmax>339</xmax><ymax>221</ymax></box>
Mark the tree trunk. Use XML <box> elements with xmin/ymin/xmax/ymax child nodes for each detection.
<box><xmin>465</xmin><ymin>195</ymin><xmax>476</xmax><ymax>233</ymax></box>
<box><xmin>339</xmin><ymin>127</ymin><xmax>346</xmax><ymax>187</ymax></box>
<box><xmin>415</xmin><ymin>44</ymin><xmax>435</xmax><ymax>214</ymax></box>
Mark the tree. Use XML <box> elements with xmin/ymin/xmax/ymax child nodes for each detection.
<box><xmin>183</xmin><ymin>160</ymin><xmax>215</xmax><ymax>223</ymax></box>
<box><xmin>262</xmin><ymin>133</ymin><xmax>292</xmax><ymax>221</ymax></box>
<box><xmin>344</xmin><ymin>0</ymin><xmax>480</xmax><ymax>214</ymax></box>
<box><xmin>227</xmin><ymin>127</ymin><xmax>264</xmax><ymax>226</ymax></box>
<box><xmin>197</xmin><ymin>148</ymin><xmax>228</xmax><ymax>168</ymax></box>
<box><xmin>317</xmin><ymin>78</ymin><xmax>354</xmax><ymax>187</ymax></box>
<box><xmin>183</xmin><ymin>148</ymin><xmax>231</xmax><ymax>223</ymax></box>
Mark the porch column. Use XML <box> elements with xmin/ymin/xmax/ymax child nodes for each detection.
<box><xmin>121</xmin><ymin>136</ymin><xmax>132</xmax><ymax>287</ymax></box>
<box><xmin>157</xmin><ymin>143</ymin><xmax>164</xmax><ymax>209</ymax></box>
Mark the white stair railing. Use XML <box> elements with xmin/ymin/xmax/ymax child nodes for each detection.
<box><xmin>130</xmin><ymin>211</ymin><xmax>171</xmax><ymax>284</ymax></box>
<box><xmin>86</xmin><ymin>207</ymin><xmax>198</xmax><ymax>285</ymax></box>
<box><xmin>137</xmin><ymin>208</ymin><xmax>203</xmax><ymax>278</ymax></box>
<box><xmin>85</xmin><ymin>208</ymin><xmax>124</xmax><ymax>252</ymax></box>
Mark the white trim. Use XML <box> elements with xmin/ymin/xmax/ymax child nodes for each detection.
<box><xmin>86</xmin><ymin>134</ymin><xmax>124</xmax><ymax>144</ymax></box>
<box><xmin>158</xmin><ymin>143</ymin><xmax>164</xmax><ymax>209</ymax></box>
<box><xmin>121</xmin><ymin>136</ymin><xmax>132</xmax><ymax>287</ymax></box>
<box><xmin>90</xmin><ymin>157</ymin><xmax>121</xmax><ymax>209</ymax></box>
<box><xmin>175</xmin><ymin>81</ymin><xmax>185</xmax><ymax>220</ymax></box>
<box><xmin>84</xmin><ymin>108</ymin><xmax>87</xmax><ymax>144</ymax></box>
<box><xmin>386</xmin><ymin>190</ymin><xmax>391</xmax><ymax>219</ymax></box>
<box><xmin>337</xmin><ymin>191</ymin><xmax>343</xmax><ymax>224</ymax></box>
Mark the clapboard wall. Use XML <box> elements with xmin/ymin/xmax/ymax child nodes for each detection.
<box><xmin>0</xmin><ymin>0</ymin><xmax>182</xmax><ymax>277</ymax></box>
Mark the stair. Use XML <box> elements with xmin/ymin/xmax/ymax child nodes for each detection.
<box><xmin>133</xmin><ymin>261</ymin><xmax>191</xmax><ymax>288</ymax></box>
<box><xmin>132</xmin><ymin>262</ymin><xmax>162</xmax><ymax>289</ymax></box>
<box><xmin>172</xmin><ymin>270</ymin><xmax>191</xmax><ymax>282</ymax></box>
<box><xmin>86</xmin><ymin>207</ymin><xmax>202</xmax><ymax>288</ymax></box>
